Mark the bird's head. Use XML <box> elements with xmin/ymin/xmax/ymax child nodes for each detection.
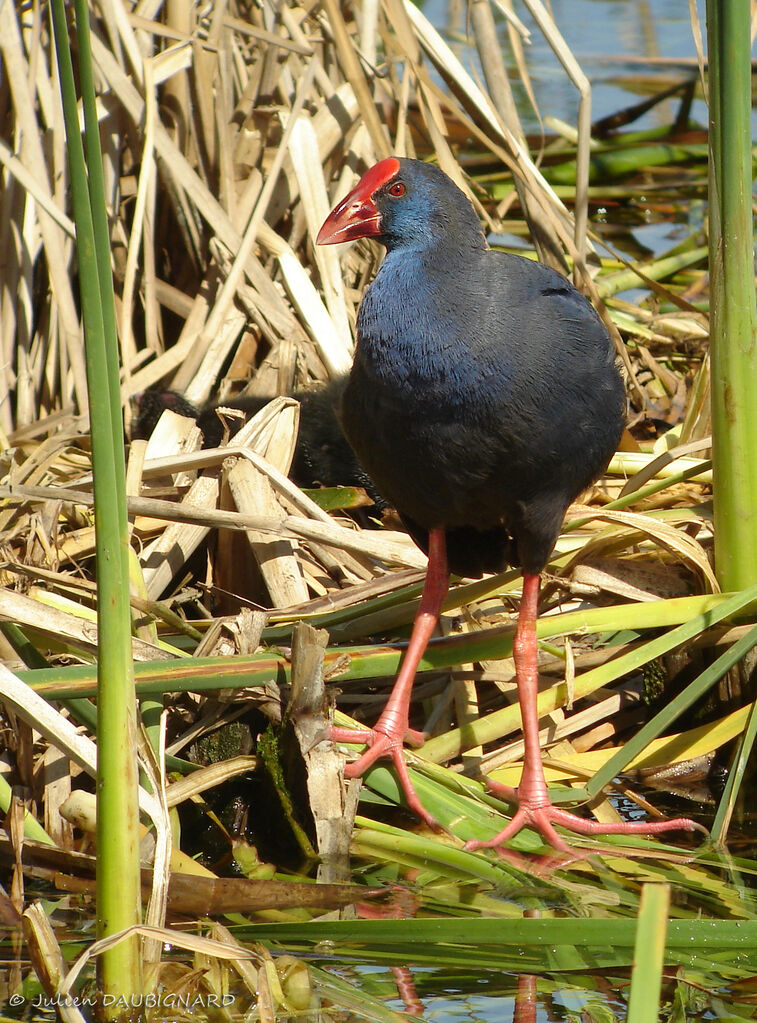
<box><xmin>316</xmin><ymin>157</ymin><xmax>484</xmax><ymax>252</ymax></box>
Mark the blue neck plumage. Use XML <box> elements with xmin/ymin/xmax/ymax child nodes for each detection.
<box><xmin>354</xmin><ymin>246</ymin><xmax>486</xmax><ymax>408</ymax></box>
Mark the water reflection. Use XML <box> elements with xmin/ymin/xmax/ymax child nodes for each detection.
<box><xmin>424</xmin><ymin>0</ymin><xmax>708</xmax><ymax>130</ymax></box>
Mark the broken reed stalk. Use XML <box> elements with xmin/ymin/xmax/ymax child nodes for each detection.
<box><xmin>50</xmin><ymin>0</ymin><xmax>142</xmax><ymax>1003</ymax></box>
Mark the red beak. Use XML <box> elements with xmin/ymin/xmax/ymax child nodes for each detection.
<box><xmin>317</xmin><ymin>157</ymin><xmax>402</xmax><ymax>246</ymax></box>
<box><xmin>316</xmin><ymin>187</ymin><xmax>382</xmax><ymax>246</ymax></box>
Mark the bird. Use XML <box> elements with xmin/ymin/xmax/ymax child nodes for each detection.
<box><xmin>131</xmin><ymin>380</ymin><xmax>384</xmax><ymax>507</ymax></box>
<box><xmin>317</xmin><ymin>156</ymin><xmax>699</xmax><ymax>852</ymax></box>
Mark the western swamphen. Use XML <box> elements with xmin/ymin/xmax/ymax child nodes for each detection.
<box><xmin>317</xmin><ymin>157</ymin><xmax>699</xmax><ymax>852</ymax></box>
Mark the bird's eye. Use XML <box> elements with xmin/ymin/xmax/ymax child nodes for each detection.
<box><xmin>388</xmin><ymin>181</ymin><xmax>406</xmax><ymax>197</ymax></box>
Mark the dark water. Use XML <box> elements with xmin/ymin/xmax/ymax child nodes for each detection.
<box><xmin>428</xmin><ymin>0</ymin><xmax>708</xmax><ymax>131</ymax></box>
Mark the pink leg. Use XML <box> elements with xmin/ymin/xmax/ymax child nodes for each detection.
<box><xmin>466</xmin><ymin>572</ymin><xmax>704</xmax><ymax>854</ymax></box>
<box><xmin>514</xmin><ymin>973</ymin><xmax>537</xmax><ymax>1023</ymax></box>
<box><xmin>331</xmin><ymin>527</ymin><xmax>448</xmax><ymax>828</ymax></box>
<box><xmin>356</xmin><ymin>890</ymin><xmax>424</xmax><ymax>1016</ymax></box>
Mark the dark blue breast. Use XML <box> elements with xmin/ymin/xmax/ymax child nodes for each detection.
<box><xmin>340</xmin><ymin>247</ymin><xmax>625</xmax><ymax>577</ymax></box>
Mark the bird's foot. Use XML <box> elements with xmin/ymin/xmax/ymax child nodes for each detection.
<box><xmin>329</xmin><ymin>723</ymin><xmax>439</xmax><ymax>831</ymax></box>
<box><xmin>465</xmin><ymin>781</ymin><xmax>705</xmax><ymax>855</ymax></box>
<box><xmin>330</xmin><ymin>724</ymin><xmax>426</xmax><ymax>750</ymax></box>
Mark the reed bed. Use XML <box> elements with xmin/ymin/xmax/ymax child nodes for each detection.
<box><xmin>0</xmin><ymin>0</ymin><xmax>748</xmax><ymax>1015</ymax></box>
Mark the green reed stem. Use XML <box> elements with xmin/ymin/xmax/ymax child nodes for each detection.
<box><xmin>707</xmin><ymin>0</ymin><xmax>757</xmax><ymax>591</ymax></box>
<box><xmin>627</xmin><ymin>884</ymin><xmax>670</xmax><ymax>1023</ymax></box>
<box><xmin>50</xmin><ymin>0</ymin><xmax>142</xmax><ymax>1003</ymax></box>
